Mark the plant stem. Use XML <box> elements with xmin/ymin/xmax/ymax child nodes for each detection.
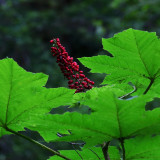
<box><xmin>5</xmin><ymin>127</ymin><xmax>71</xmax><ymax>160</ymax></box>
<box><xmin>119</xmin><ymin>138</ymin><xmax>125</xmax><ymax>160</ymax></box>
<box><xmin>119</xmin><ymin>84</ymin><xmax>136</xmax><ymax>99</ymax></box>
<box><xmin>102</xmin><ymin>142</ymin><xmax>110</xmax><ymax>160</ymax></box>
<box><xmin>143</xmin><ymin>78</ymin><xmax>154</xmax><ymax>94</ymax></box>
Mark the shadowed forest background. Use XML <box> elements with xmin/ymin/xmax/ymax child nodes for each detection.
<box><xmin>0</xmin><ymin>0</ymin><xmax>160</xmax><ymax>159</ymax></box>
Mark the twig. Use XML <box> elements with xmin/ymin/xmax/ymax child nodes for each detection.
<box><xmin>5</xmin><ymin>127</ymin><xmax>71</xmax><ymax>160</ymax></box>
<box><xmin>119</xmin><ymin>138</ymin><xmax>125</xmax><ymax>160</ymax></box>
<box><xmin>102</xmin><ymin>142</ymin><xmax>110</xmax><ymax>160</ymax></box>
<box><xmin>119</xmin><ymin>83</ymin><xmax>136</xmax><ymax>99</ymax></box>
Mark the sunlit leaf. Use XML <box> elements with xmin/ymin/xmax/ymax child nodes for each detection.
<box><xmin>0</xmin><ymin>58</ymin><xmax>74</xmax><ymax>137</ymax></box>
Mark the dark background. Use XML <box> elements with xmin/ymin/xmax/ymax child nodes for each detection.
<box><xmin>0</xmin><ymin>0</ymin><xmax>160</xmax><ymax>159</ymax></box>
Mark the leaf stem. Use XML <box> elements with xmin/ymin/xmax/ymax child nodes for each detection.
<box><xmin>119</xmin><ymin>85</ymin><xmax>137</xmax><ymax>99</ymax></box>
<box><xmin>5</xmin><ymin>127</ymin><xmax>71</xmax><ymax>160</ymax></box>
<box><xmin>143</xmin><ymin>78</ymin><xmax>154</xmax><ymax>94</ymax></box>
<box><xmin>119</xmin><ymin>138</ymin><xmax>125</xmax><ymax>160</ymax></box>
<box><xmin>102</xmin><ymin>142</ymin><xmax>110</xmax><ymax>160</ymax></box>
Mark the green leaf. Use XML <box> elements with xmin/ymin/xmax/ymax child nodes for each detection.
<box><xmin>125</xmin><ymin>135</ymin><xmax>160</xmax><ymax>160</ymax></box>
<box><xmin>0</xmin><ymin>58</ymin><xmax>74</xmax><ymax>137</ymax></box>
<box><xmin>78</xmin><ymin>29</ymin><xmax>160</xmax><ymax>94</ymax></box>
<box><xmin>48</xmin><ymin>147</ymin><xmax>105</xmax><ymax>160</ymax></box>
<box><xmin>26</xmin><ymin>87</ymin><xmax>160</xmax><ymax>147</ymax></box>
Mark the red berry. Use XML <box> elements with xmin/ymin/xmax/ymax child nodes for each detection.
<box><xmin>90</xmin><ymin>81</ymin><xmax>94</xmax><ymax>85</ymax></box>
<box><xmin>80</xmin><ymin>74</ymin><xmax>85</xmax><ymax>78</ymax></box>
<box><xmin>84</xmin><ymin>85</ymin><xmax>88</xmax><ymax>89</ymax></box>
<box><xmin>82</xmin><ymin>82</ymin><xmax>87</xmax><ymax>85</ymax></box>
<box><xmin>70</xmin><ymin>70</ymin><xmax>73</xmax><ymax>74</ymax></box>
<box><xmin>86</xmin><ymin>79</ymin><xmax>90</xmax><ymax>82</ymax></box>
<box><xmin>50</xmin><ymin>40</ymin><xmax>54</xmax><ymax>43</ymax></box>
<box><xmin>56</xmin><ymin>38</ymin><xmax>60</xmax><ymax>42</ymax></box>
<box><xmin>66</xmin><ymin>67</ymin><xmax>69</xmax><ymax>71</ymax></box>
<box><xmin>69</xmin><ymin>84</ymin><xmax>75</xmax><ymax>89</ymax></box>
<box><xmin>88</xmin><ymin>85</ymin><xmax>93</xmax><ymax>89</ymax></box>
<box><xmin>75</xmin><ymin>65</ymin><xmax>79</xmax><ymax>69</ymax></box>
<box><xmin>76</xmin><ymin>74</ymin><xmax>79</xmax><ymax>79</ymax></box>
<box><xmin>50</xmin><ymin>38</ymin><xmax>95</xmax><ymax>93</ymax></box>
<box><xmin>73</xmin><ymin>62</ymin><xmax>77</xmax><ymax>66</ymax></box>
<box><xmin>67</xmin><ymin>56</ymin><xmax>70</xmax><ymax>61</ymax></box>
<box><xmin>83</xmin><ymin>78</ymin><xmax>88</xmax><ymax>81</ymax></box>
<box><xmin>68</xmin><ymin>80</ymin><xmax>73</xmax><ymax>84</ymax></box>
<box><xmin>75</xmin><ymin>82</ymin><xmax>79</xmax><ymax>85</ymax></box>
<box><xmin>70</xmin><ymin>57</ymin><xmax>73</xmax><ymax>61</ymax></box>
<box><xmin>53</xmin><ymin>53</ymin><xmax>57</xmax><ymax>56</ymax></box>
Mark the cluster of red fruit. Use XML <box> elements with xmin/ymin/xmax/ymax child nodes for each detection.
<box><xmin>50</xmin><ymin>38</ymin><xmax>94</xmax><ymax>93</ymax></box>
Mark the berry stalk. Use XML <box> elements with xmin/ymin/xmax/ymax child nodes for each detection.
<box><xmin>50</xmin><ymin>38</ymin><xmax>94</xmax><ymax>93</ymax></box>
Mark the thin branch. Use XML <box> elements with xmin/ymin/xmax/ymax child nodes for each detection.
<box><xmin>119</xmin><ymin>83</ymin><xmax>137</xmax><ymax>99</ymax></box>
<box><xmin>119</xmin><ymin>138</ymin><xmax>125</xmax><ymax>160</ymax></box>
<box><xmin>57</xmin><ymin>131</ymin><xmax>83</xmax><ymax>160</ymax></box>
<box><xmin>102</xmin><ymin>142</ymin><xmax>110</xmax><ymax>160</ymax></box>
<box><xmin>88</xmin><ymin>148</ymin><xmax>101</xmax><ymax>160</ymax></box>
<box><xmin>5</xmin><ymin>127</ymin><xmax>71</xmax><ymax>160</ymax></box>
<box><xmin>143</xmin><ymin>78</ymin><xmax>154</xmax><ymax>94</ymax></box>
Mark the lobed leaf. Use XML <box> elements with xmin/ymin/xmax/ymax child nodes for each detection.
<box><xmin>25</xmin><ymin>87</ymin><xmax>160</xmax><ymax>147</ymax></box>
<box><xmin>78</xmin><ymin>29</ymin><xmax>160</xmax><ymax>95</ymax></box>
<box><xmin>0</xmin><ymin>58</ymin><xmax>74</xmax><ymax>137</ymax></box>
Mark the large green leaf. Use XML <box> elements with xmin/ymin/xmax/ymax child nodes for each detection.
<box><xmin>78</xmin><ymin>29</ymin><xmax>160</xmax><ymax>95</ymax></box>
<box><xmin>25</xmin><ymin>87</ymin><xmax>160</xmax><ymax>147</ymax></box>
<box><xmin>125</xmin><ymin>135</ymin><xmax>160</xmax><ymax>160</ymax></box>
<box><xmin>0</xmin><ymin>58</ymin><xmax>74</xmax><ymax>137</ymax></box>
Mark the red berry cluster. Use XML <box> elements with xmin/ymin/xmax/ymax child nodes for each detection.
<box><xmin>50</xmin><ymin>38</ymin><xmax>94</xmax><ymax>93</ymax></box>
